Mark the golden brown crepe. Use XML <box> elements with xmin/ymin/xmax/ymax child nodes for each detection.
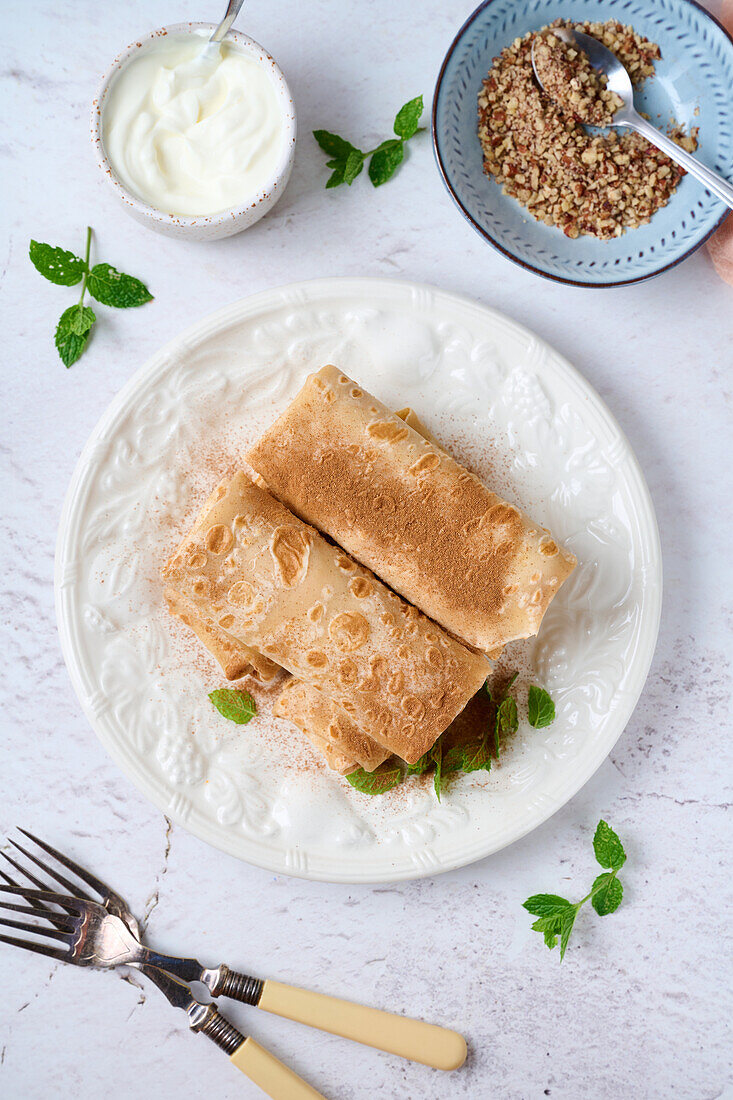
<box><xmin>165</xmin><ymin>404</ymin><xmax>442</xmax><ymax>687</ymax></box>
<box><xmin>165</xmin><ymin>587</ymin><xmax>281</xmax><ymax>684</ymax></box>
<box><xmin>273</xmin><ymin>678</ymin><xmax>389</xmax><ymax>772</ymax></box>
<box><xmin>162</xmin><ymin>471</ymin><xmax>489</xmax><ymax>764</ymax></box>
<box><xmin>247</xmin><ymin>365</ymin><xmax>576</xmax><ymax>654</ymax></box>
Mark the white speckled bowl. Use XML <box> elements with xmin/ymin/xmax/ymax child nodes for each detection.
<box><xmin>91</xmin><ymin>23</ymin><xmax>297</xmax><ymax>241</ymax></box>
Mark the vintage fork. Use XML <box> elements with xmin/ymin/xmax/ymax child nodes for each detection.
<box><xmin>0</xmin><ymin>880</ymin><xmax>324</xmax><ymax>1100</ymax></box>
<box><xmin>0</xmin><ymin>829</ymin><xmax>466</xmax><ymax>1071</ymax></box>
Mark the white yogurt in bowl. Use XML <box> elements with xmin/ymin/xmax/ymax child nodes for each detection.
<box><xmin>92</xmin><ymin>24</ymin><xmax>296</xmax><ymax>240</ymax></box>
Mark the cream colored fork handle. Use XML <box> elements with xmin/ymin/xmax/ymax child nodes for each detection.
<box><xmin>258</xmin><ymin>980</ymin><xmax>467</xmax><ymax>1071</ymax></box>
<box><xmin>231</xmin><ymin>1037</ymin><xmax>326</xmax><ymax>1099</ymax></box>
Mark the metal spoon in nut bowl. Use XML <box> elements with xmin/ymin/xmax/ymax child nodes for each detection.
<box><xmin>531</xmin><ymin>27</ymin><xmax>733</xmax><ymax>210</ymax></box>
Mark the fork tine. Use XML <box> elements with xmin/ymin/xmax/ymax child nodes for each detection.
<box><xmin>16</xmin><ymin>829</ymin><xmax>111</xmax><ymax>900</ymax></box>
<box><xmin>1</xmin><ymin>850</ymin><xmax>68</xmax><ymax>896</ymax></box>
<box><xmin>9</xmin><ymin>839</ymin><xmax>94</xmax><ymax>901</ymax></box>
<box><xmin>0</xmin><ymin>866</ymin><xmax>72</xmax><ymax>931</ymax></box>
<box><xmin>0</xmin><ymin>898</ymin><xmax>75</xmax><ymax>926</ymax></box>
<box><xmin>0</xmin><ymin>916</ymin><xmax>70</xmax><ymax>942</ymax></box>
<box><xmin>0</xmin><ymin>932</ymin><xmax>70</xmax><ymax>962</ymax></box>
<box><xmin>0</xmin><ymin>885</ymin><xmax>86</xmax><ymax>911</ymax></box>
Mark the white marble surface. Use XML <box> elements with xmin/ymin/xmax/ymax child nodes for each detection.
<box><xmin>2</xmin><ymin>1</ymin><xmax>732</xmax><ymax>1097</ymax></box>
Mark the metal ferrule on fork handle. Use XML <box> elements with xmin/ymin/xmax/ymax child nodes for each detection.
<box><xmin>187</xmin><ymin>1001</ymin><xmax>245</xmax><ymax>1055</ymax></box>
<box><xmin>204</xmin><ymin>964</ymin><xmax>264</xmax><ymax>1004</ymax></box>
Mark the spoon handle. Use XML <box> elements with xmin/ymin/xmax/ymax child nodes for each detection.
<box><xmin>210</xmin><ymin>0</ymin><xmax>245</xmax><ymax>44</ymax></box>
<box><xmin>626</xmin><ymin>114</ymin><xmax>733</xmax><ymax>211</ymax></box>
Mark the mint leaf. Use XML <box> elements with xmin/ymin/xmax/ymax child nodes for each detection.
<box><xmin>326</xmin><ymin>163</ymin><xmax>347</xmax><ymax>189</ymax></box>
<box><xmin>559</xmin><ymin>907</ymin><xmax>578</xmax><ymax>960</ymax></box>
<box><xmin>393</xmin><ymin>95</ymin><xmax>424</xmax><ymax>140</ymax></box>
<box><xmin>523</xmin><ymin>894</ymin><xmax>573</xmax><ymax>918</ymax></box>
<box><xmin>406</xmin><ymin>751</ymin><xmax>432</xmax><ymax>775</ymax></box>
<box><xmin>593</xmin><ymin>820</ymin><xmax>626</xmax><ymax>871</ymax></box>
<box><xmin>528</xmin><ymin>685</ymin><xmax>555</xmax><ymax>728</ymax></box>
<box><xmin>313</xmin><ymin>130</ymin><xmax>358</xmax><ymax>160</ymax></box>
<box><xmin>343</xmin><ymin>149</ymin><xmax>364</xmax><ymax>185</ymax></box>
<box><xmin>87</xmin><ymin>263</ymin><xmax>153</xmax><ymax>308</ymax></box>
<box><xmin>461</xmin><ymin>737</ymin><xmax>492</xmax><ymax>773</ymax></box>
<box><xmin>64</xmin><ymin>303</ymin><xmax>95</xmax><ymax>336</ymax></box>
<box><xmin>347</xmin><ymin>761</ymin><xmax>403</xmax><ymax>795</ymax></box>
<box><xmin>30</xmin><ymin>240</ymin><xmax>85</xmax><ymax>286</ymax></box>
<box><xmin>55</xmin><ymin>305</ymin><xmax>95</xmax><ymax>367</ymax></box>
<box><xmin>208</xmin><ymin>688</ymin><xmax>256</xmax><ymax>725</ymax></box>
<box><xmin>497</xmin><ymin>696</ymin><xmax>518</xmax><ymax>734</ymax></box>
<box><xmin>441</xmin><ymin>743</ymin><xmax>467</xmax><ymax>773</ymax></box>
<box><xmin>494</xmin><ymin>695</ymin><xmax>518</xmax><ymax>757</ymax></box>
<box><xmin>530</xmin><ymin>914</ymin><xmax>562</xmax><ymax>949</ymax></box>
<box><xmin>544</xmin><ymin>926</ymin><xmax>560</xmax><ymax>950</ymax></box>
<box><xmin>368</xmin><ymin>140</ymin><xmax>404</xmax><ymax>187</ymax></box>
<box><xmin>591</xmin><ymin>872</ymin><xmax>623</xmax><ymax>916</ymax></box>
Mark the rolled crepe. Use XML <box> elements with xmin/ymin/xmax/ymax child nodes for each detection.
<box><xmin>273</xmin><ymin>679</ymin><xmax>389</xmax><ymax>772</ymax></box>
<box><xmin>247</xmin><ymin>366</ymin><xmax>576</xmax><ymax>654</ymax></box>
<box><xmin>165</xmin><ymin>587</ymin><xmax>281</xmax><ymax>684</ymax></box>
<box><xmin>162</xmin><ymin>471</ymin><xmax>489</xmax><ymax>764</ymax></box>
<box><xmin>166</xmin><ymin>406</ymin><xmax>440</xmax><ymax>685</ymax></box>
<box><xmin>166</xmin><ymin>587</ymin><xmax>388</xmax><ymax>769</ymax></box>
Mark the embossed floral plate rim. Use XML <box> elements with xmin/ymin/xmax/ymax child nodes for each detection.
<box><xmin>55</xmin><ymin>278</ymin><xmax>662</xmax><ymax>882</ymax></box>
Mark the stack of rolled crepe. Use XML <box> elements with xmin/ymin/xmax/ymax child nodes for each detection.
<box><xmin>163</xmin><ymin>368</ymin><xmax>576</xmax><ymax>776</ymax></box>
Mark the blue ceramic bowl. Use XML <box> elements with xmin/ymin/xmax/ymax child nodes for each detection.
<box><xmin>433</xmin><ymin>0</ymin><xmax>733</xmax><ymax>286</ymax></box>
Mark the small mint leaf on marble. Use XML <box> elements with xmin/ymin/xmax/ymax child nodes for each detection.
<box><xmin>313</xmin><ymin>129</ymin><xmax>358</xmax><ymax>160</ymax></box>
<box><xmin>523</xmin><ymin>894</ymin><xmax>574</xmax><ymax>918</ymax></box>
<box><xmin>87</xmin><ymin>263</ymin><xmax>153</xmax><ymax>308</ymax></box>
<box><xmin>55</xmin><ymin>305</ymin><xmax>96</xmax><ymax>367</ymax></box>
<box><xmin>342</xmin><ymin>149</ymin><xmax>365</xmax><ymax>185</ymax></box>
<box><xmin>559</xmin><ymin>907</ymin><xmax>578</xmax><ymax>960</ymax></box>
<box><xmin>30</xmin><ymin>240</ymin><xmax>85</xmax><ymax>285</ymax></box>
<box><xmin>368</xmin><ymin>139</ymin><xmax>404</xmax><ymax>186</ymax></box>
<box><xmin>593</xmin><ymin>819</ymin><xmax>626</xmax><ymax>871</ymax></box>
<box><xmin>393</xmin><ymin>95</ymin><xmax>424</xmax><ymax>140</ymax></box>
<box><xmin>591</xmin><ymin>872</ymin><xmax>623</xmax><ymax>916</ymax></box>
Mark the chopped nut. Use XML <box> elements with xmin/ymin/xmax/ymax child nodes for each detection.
<box><xmin>476</xmin><ymin>18</ymin><xmax>697</xmax><ymax>240</ymax></box>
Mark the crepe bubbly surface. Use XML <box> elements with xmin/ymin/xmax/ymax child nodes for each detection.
<box><xmin>162</xmin><ymin>471</ymin><xmax>489</xmax><ymax>764</ymax></box>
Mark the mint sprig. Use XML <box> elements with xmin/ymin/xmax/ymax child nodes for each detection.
<box><xmin>208</xmin><ymin>688</ymin><xmax>257</xmax><ymax>725</ymax></box>
<box><xmin>314</xmin><ymin>95</ymin><xmax>424</xmax><ymax>190</ymax></box>
<box><xmin>345</xmin><ymin>673</ymin><xmax>556</xmax><ymax>798</ymax></box>
<box><xmin>523</xmin><ymin>820</ymin><xmax>627</xmax><ymax>960</ymax></box>
<box><xmin>30</xmin><ymin>227</ymin><xmax>153</xmax><ymax>367</ymax></box>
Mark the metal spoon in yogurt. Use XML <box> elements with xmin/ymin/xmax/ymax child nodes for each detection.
<box><xmin>193</xmin><ymin>0</ymin><xmax>246</xmax><ymax>69</ymax></box>
<box><xmin>210</xmin><ymin>0</ymin><xmax>245</xmax><ymax>44</ymax></box>
<box><xmin>531</xmin><ymin>26</ymin><xmax>733</xmax><ymax>210</ymax></box>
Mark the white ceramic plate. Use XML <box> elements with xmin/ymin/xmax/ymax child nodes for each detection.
<box><xmin>56</xmin><ymin>278</ymin><xmax>661</xmax><ymax>883</ymax></box>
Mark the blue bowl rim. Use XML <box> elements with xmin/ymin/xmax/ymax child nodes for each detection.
<box><xmin>431</xmin><ymin>0</ymin><xmax>733</xmax><ymax>288</ymax></box>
